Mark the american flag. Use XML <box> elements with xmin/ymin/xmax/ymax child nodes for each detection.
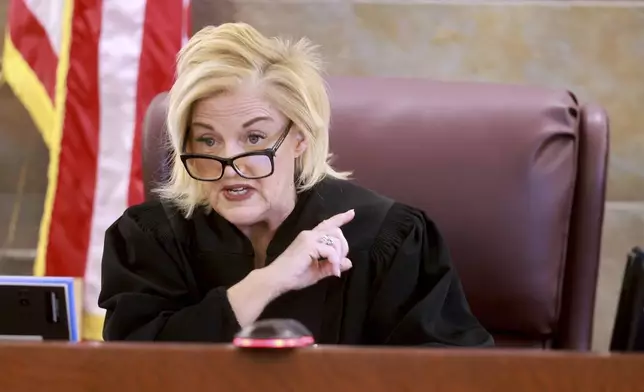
<box><xmin>2</xmin><ymin>0</ymin><xmax>191</xmax><ymax>340</ymax></box>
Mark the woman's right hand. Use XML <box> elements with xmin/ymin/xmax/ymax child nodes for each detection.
<box><xmin>227</xmin><ymin>209</ymin><xmax>354</xmax><ymax>328</ymax></box>
<box><xmin>265</xmin><ymin>209</ymin><xmax>355</xmax><ymax>293</ymax></box>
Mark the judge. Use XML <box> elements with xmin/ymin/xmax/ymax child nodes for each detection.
<box><xmin>98</xmin><ymin>23</ymin><xmax>493</xmax><ymax>347</ymax></box>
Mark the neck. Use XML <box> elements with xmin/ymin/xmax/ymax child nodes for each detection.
<box><xmin>238</xmin><ymin>187</ymin><xmax>298</xmax><ymax>264</ymax></box>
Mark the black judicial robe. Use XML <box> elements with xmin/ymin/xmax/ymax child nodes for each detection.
<box><xmin>98</xmin><ymin>178</ymin><xmax>493</xmax><ymax>347</ymax></box>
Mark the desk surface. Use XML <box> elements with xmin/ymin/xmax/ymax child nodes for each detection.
<box><xmin>0</xmin><ymin>342</ymin><xmax>642</xmax><ymax>392</ymax></box>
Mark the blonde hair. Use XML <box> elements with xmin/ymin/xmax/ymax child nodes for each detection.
<box><xmin>156</xmin><ymin>23</ymin><xmax>350</xmax><ymax>217</ymax></box>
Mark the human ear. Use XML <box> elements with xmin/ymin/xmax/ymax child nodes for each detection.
<box><xmin>293</xmin><ymin>131</ymin><xmax>308</xmax><ymax>158</ymax></box>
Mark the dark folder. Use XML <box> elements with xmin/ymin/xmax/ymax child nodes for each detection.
<box><xmin>610</xmin><ymin>247</ymin><xmax>644</xmax><ymax>352</ymax></box>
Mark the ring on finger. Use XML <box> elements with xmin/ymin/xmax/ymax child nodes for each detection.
<box><xmin>318</xmin><ymin>234</ymin><xmax>335</xmax><ymax>247</ymax></box>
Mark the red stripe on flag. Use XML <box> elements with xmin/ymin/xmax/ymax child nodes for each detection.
<box><xmin>127</xmin><ymin>0</ymin><xmax>185</xmax><ymax>206</ymax></box>
<box><xmin>46</xmin><ymin>0</ymin><xmax>103</xmax><ymax>277</ymax></box>
<box><xmin>9</xmin><ymin>0</ymin><xmax>59</xmax><ymax>102</ymax></box>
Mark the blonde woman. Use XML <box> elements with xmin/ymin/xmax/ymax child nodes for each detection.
<box><xmin>98</xmin><ymin>23</ymin><xmax>492</xmax><ymax>347</ymax></box>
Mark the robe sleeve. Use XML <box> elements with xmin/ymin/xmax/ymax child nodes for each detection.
<box><xmin>98</xmin><ymin>203</ymin><xmax>241</xmax><ymax>342</ymax></box>
<box><xmin>365</xmin><ymin>204</ymin><xmax>494</xmax><ymax>347</ymax></box>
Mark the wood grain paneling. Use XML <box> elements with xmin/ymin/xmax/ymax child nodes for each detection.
<box><xmin>0</xmin><ymin>343</ymin><xmax>642</xmax><ymax>391</ymax></box>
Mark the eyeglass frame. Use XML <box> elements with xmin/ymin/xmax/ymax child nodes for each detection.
<box><xmin>179</xmin><ymin>120</ymin><xmax>293</xmax><ymax>182</ymax></box>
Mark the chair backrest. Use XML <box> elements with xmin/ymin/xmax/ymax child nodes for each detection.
<box><xmin>142</xmin><ymin>77</ymin><xmax>609</xmax><ymax>350</ymax></box>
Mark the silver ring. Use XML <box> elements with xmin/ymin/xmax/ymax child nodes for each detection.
<box><xmin>318</xmin><ymin>234</ymin><xmax>335</xmax><ymax>247</ymax></box>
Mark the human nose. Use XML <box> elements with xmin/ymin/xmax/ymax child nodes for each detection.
<box><xmin>220</xmin><ymin>140</ymin><xmax>244</xmax><ymax>158</ymax></box>
<box><xmin>221</xmin><ymin>163</ymin><xmax>239</xmax><ymax>179</ymax></box>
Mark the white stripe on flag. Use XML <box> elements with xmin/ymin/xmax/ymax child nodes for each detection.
<box><xmin>84</xmin><ymin>0</ymin><xmax>148</xmax><ymax>316</ymax></box>
<box><xmin>182</xmin><ymin>0</ymin><xmax>191</xmax><ymax>46</ymax></box>
<box><xmin>24</xmin><ymin>0</ymin><xmax>66</xmax><ymax>55</ymax></box>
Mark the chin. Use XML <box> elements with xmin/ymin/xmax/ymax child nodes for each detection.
<box><xmin>215</xmin><ymin>204</ymin><xmax>266</xmax><ymax>227</ymax></box>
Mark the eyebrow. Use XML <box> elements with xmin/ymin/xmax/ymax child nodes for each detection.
<box><xmin>242</xmin><ymin>116</ymin><xmax>272</xmax><ymax>128</ymax></box>
<box><xmin>190</xmin><ymin>116</ymin><xmax>273</xmax><ymax>132</ymax></box>
<box><xmin>190</xmin><ymin>121</ymin><xmax>214</xmax><ymax>131</ymax></box>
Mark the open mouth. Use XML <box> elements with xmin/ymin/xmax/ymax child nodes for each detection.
<box><xmin>226</xmin><ymin>187</ymin><xmax>249</xmax><ymax>195</ymax></box>
<box><xmin>223</xmin><ymin>184</ymin><xmax>254</xmax><ymax>197</ymax></box>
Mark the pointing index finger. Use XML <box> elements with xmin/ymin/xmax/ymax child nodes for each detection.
<box><xmin>316</xmin><ymin>209</ymin><xmax>355</xmax><ymax>230</ymax></box>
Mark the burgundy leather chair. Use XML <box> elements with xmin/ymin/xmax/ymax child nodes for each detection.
<box><xmin>142</xmin><ymin>77</ymin><xmax>609</xmax><ymax>350</ymax></box>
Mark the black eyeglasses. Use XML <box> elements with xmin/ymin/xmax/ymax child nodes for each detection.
<box><xmin>179</xmin><ymin>120</ymin><xmax>292</xmax><ymax>181</ymax></box>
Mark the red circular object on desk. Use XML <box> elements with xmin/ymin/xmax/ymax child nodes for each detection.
<box><xmin>233</xmin><ymin>319</ymin><xmax>316</xmax><ymax>349</ymax></box>
<box><xmin>233</xmin><ymin>336</ymin><xmax>315</xmax><ymax>349</ymax></box>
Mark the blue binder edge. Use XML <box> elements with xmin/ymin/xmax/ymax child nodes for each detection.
<box><xmin>0</xmin><ymin>276</ymin><xmax>80</xmax><ymax>342</ymax></box>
